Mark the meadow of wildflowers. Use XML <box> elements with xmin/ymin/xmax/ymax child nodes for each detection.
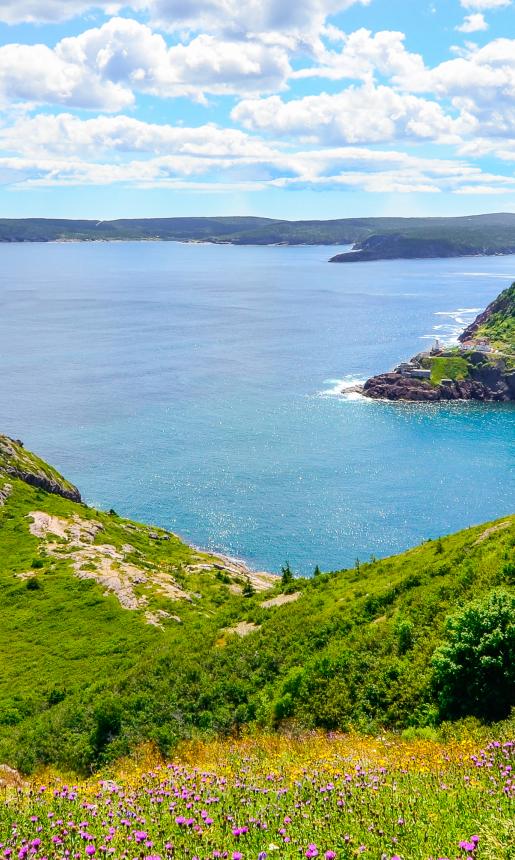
<box><xmin>1</xmin><ymin>733</ymin><xmax>513</xmax><ymax>860</ymax></box>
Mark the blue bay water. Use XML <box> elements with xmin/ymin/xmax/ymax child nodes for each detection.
<box><xmin>0</xmin><ymin>241</ymin><xmax>513</xmax><ymax>574</ymax></box>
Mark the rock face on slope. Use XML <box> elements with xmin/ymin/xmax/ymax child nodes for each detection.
<box><xmin>0</xmin><ymin>435</ymin><xmax>81</xmax><ymax>502</ymax></box>
<box><xmin>351</xmin><ymin>283</ymin><xmax>515</xmax><ymax>402</ymax></box>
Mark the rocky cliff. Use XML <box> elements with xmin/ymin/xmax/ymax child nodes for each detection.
<box><xmin>0</xmin><ymin>435</ymin><xmax>81</xmax><ymax>502</ymax></box>
<box><xmin>353</xmin><ymin>283</ymin><xmax>515</xmax><ymax>402</ymax></box>
<box><xmin>362</xmin><ymin>359</ymin><xmax>515</xmax><ymax>402</ymax></box>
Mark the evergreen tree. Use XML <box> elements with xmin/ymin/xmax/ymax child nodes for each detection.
<box><xmin>242</xmin><ymin>579</ymin><xmax>255</xmax><ymax>597</ymax></box>
<box><xmin>281</xmin><ymin>562</ymin><xmax>293</xmax><ymax>586</ymax></box>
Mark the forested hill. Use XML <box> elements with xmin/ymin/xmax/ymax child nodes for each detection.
<box><xmin>329</xmin><ymin>212</ymin><xmax>515</xmax><ymax>261</ymax></box>
<box><xmin>0</xmin><ymin>434</ymin><xmax>513</xmax><ymax>774</ymax></box>
<box><xmin>3</xmin><ymin>213</ymin><xmax>515</xmax><ymax>259</ymax></box>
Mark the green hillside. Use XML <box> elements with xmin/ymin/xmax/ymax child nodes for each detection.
<box><xmin>460</xmin><ymin>282</ymin><xmax>515</xmax><ymax>356</ymax></box>
<box><xmin>0</xmin><ymin>435</ymin><xmax>513</xmax><ymax>774</ymax></box>
<box><xmin>3</xmin><ymin>213</ymin><xmax>515</xmax><ymax>260</ymax></box>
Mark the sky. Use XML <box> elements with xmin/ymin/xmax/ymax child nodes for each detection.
<box><xmin>1</xmin><ymin>0</ymin><xmax>515</xmax><ymax>219</ymax></box>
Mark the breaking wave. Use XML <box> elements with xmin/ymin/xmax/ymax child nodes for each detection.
<box><xmin>420</xmin><ymin>307</ymin><xmax>481</xmax><ymax>346</ymax></box>
<box><xmin>318</xmin><ymin>376</ymin><xmax>367</xmax><ymax>400</ymax></box>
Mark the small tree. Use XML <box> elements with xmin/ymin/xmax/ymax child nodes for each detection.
<box><xmin>242</xmin><ymin>579</ymin><xmax>255</xmax><ymax>597</ymax></box>
<box><xmin>281</xmin><ymin>561</ymin><xmax>293</xmax><ymax>586</ymax></box>
<box><xmin>432</xmin><ymin>590</ymin><xmax>515</xmax><ymax>721</ymax></box>
<box><xmin>313</xmin><ymin>565</ymin><xmax>321</xmax><ymax>577</ymax></box>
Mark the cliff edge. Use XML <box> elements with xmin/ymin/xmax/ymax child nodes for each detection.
<box><xmin>0</xmin><ymin>435</ymin><xmax>81</xmax><ymax>501</ymax></box>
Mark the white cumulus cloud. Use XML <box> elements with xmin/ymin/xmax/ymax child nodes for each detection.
<box><xmin>0</xmin><ymin>41</ymin><xmax>133</xmax><ymax>110</ymax></box>
<box><xmin>1</xmin><ymin>144</ymin><xmax>512</xmax><ymax>198</ymax></box>
<box><xmin>292</xmin><ymin>28</ymin><xmax>426</xmax><ymax>82</ymax></box>
<box><xmin>399</xmin><ymin>38</ymin><xmax>515</xmax><ymax>139</ymax></box>
<box><xmin>0</xmin><ymin>113</ymin><xmax>277</xmax><ymax>159</ymax></box>
<box><xmin>232</xmin><ymin>85</ymin><xmax>471</xmax><ymax>145</ymax></box>
<box><xmin>0</xmin><ymin>17</ymin><xmax>292</xmax><ymax>109</ymax></box>
<box><xmin>2</xmin><ymin>0</ymin><xmax>515</xmax><ymax>204</ymax></box>
<box><xmin>145</xmin><ymin>0</ymin><xmax>370</xmax><ymax>40</ymax></box>
<box><xmin>460</xmin><ymin>0</ymin><xmax>511</xmax><ymax>9</ymax></box>
<box><xmin>456</xmin><ymin>13</ymin><xmax>488</xmax><ymax>32</ymax></box>
<box><xmin>0</xmin><ymin>1</ymin><xmax>125</xmax><ymax>23</ymax></box>
<box><xmin>0</xmin><ymin>0</ymin><xmax>371</xmax><ymax>37</ymax></box>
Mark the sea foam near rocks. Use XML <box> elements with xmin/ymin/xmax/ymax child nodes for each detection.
<box><xmin>420</xmin><ymin>308</ymin><xmax>482</xmax><ymax>345</ymax></box>
<box><xmin>319</xmin><ymin>376</ymin><xmax>367</xmax><ymax>400</ymax></box>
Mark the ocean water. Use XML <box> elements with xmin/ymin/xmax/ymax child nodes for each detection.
<box><xmin>0</xmin><ymin>241</ymin><xmax>513</xmax><ymax>575</ymax></box>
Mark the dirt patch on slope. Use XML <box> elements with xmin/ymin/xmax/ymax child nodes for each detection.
<box><xmin>224</xmin><ymin>621</ymin><xmax>261</xmax><ymax>637</ymax></box>
<box><xmin>0</xmin><ymin>764</ymin><xmax>25</xmax><ymax>790</ymax></box>
<box><xmin>474</xmin><ymin>520</ymin><xmax>512</xmax><ymax>544</ymax></box>
<box><xmin>218</xmin><ymin>556</ymin><xmax>276</xmax><ymax>592</ymax></box>
<box><xmin>261</xmin><ymin>592</ymin><xmax>301</xmax><ymax>609</ymax></box>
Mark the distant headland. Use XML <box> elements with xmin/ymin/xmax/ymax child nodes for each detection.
<box><xmin>3</xmin><ymin>213</ymin><xmax>515</xmax><ymax>263</ymax></box>
<box><xmin>351</xmin><ymin>283</ymin><xmax>515</xmax><ymax>402</ymax></box>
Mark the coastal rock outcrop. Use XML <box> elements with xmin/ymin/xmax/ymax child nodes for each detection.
<box><xmin>352</xmin><ymin>282</ymin><xmax>515</xmax><ymax>403</ymax></box>
<box><xmin>362</xmin><ymin>367</ymin><xmax>515</xmax><ymax>402</ymax></box>
<box><xmin>0</xmin><ymin>435</ymin><xmax>81</xmax><ymax>502</ymax></box>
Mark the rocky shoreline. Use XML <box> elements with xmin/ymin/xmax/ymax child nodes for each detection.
<box><xmin>347</xmin><ymin>285</ymin><xmax>515</xmax><ymax>403</ymax></box>
<box><xmin>359</xmin><ymin>362</ymin><xmax>515</xmax><ymax>402</ymax></box>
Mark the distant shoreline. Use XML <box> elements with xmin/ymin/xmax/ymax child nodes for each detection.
<box><xmin>3</xmin><ymin>237</ymin><xmax>515</xmax><ymax>264</ymax></box>
<box><xmin>3</xmin><ymin>237</ymin><xmax>347</xmax><ymax>248</ymax></box>
<box><xmin>1</xmin><ymin>212</ymin><xmax>515</xmax><ymax>261</ymax></box>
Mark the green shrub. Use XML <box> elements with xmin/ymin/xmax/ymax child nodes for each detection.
<box><xmin>432</xmin><ymin>590</ymin><xmax>515</xmax><ymax>721</ymax></box>
<box><xmin>396</xmin><ymin>618</ymin><xmax>415</xmax><ymax>654</ymax></box>
<box><xmin>91</xmin><ymin>695</ymin><xmax>122</xmax><ymax>758</ymax></box>
<box><xmin>26</xmin><ymin>577</ymin><xmax>42</xmax><ymax>591</ymax></box>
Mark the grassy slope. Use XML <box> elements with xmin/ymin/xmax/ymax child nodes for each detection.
<box><xmin>429</xmin><ymin>356</ymin><xmax>470</xmax><ymax>384</ymax></box>
<box><xmin>0</xmin><ymin>439</ymin><xmax>274</xmax><ymax>770</ymax></box>
<box><xmin>0</xmin><ymin>439</ymin><xmax>513</xmax><ymax>773</ymax></box>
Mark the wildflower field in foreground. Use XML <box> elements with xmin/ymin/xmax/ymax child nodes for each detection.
<box><xmin>1</xmin><ymin>733</ymin><xmax>513</xmax><ymax>860</ymax></box>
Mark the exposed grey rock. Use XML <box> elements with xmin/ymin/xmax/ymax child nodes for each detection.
<box><xmin>0</xmin><ymin>482</ymin><xmax>12</xmax><ymax>506</ymax></box>
<box><xmin>0</xmin><ymin>435</ymin><xmax>81</xmax><ymax>502</ymax></box>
